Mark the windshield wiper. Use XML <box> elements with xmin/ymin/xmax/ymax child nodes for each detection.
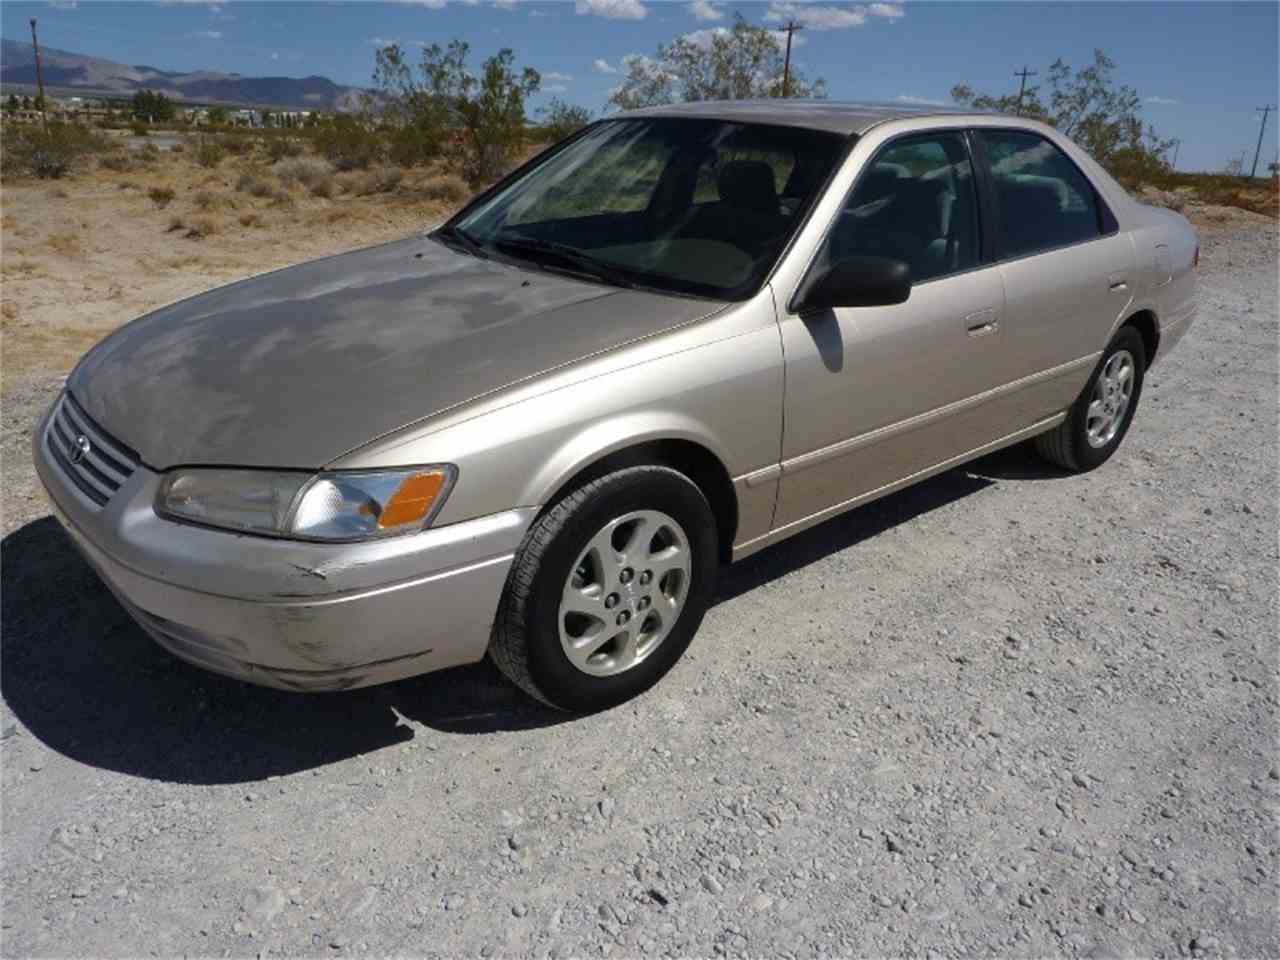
<box><xmin>489</xmin><ymin>234</ymin><xmax>638</xmax><ymax>289</ymax></box>
<box><xmin>434</xmin><ymin>224</ymin><xmax>489</xmax><ymax>259</ymax></box>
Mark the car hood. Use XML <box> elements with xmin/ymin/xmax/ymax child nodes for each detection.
<box><xmin>69</xmin><ymin>236</ymin><xmax>723</xmax><ymax>469</ymax></box>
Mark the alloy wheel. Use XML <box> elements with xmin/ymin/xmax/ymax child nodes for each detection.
<box><xmin>1086</xmin><ymin>349</ymin><xmax>1135</xmax><ymax>449</ymax></box>
<box><xmin>558</xmin><ymin>509</ymin><xmax>692</xmax><ymax>677</ymax></box>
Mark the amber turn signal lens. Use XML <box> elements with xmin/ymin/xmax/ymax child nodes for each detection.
<box><xmin>378</xmin><ymin>471</ymin><xmax>447</xmax><ymax>529</ymax></box>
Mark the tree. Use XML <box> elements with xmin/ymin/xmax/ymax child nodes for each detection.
<box><xmin>205</xmin><ymin>104</ymin><xmax>230</xmax><ymax>127</ymax></box>
<box><xmin>131</xmin><ymin>90</ymin><xmax>175</xmax><ymax>124</ymax></box>
<box><xmin>5</xmin><ymin>94</ymin><xmax>18</xmax><ymax>112</ymax></box>
<box><xmin>608</xmin><ymin>14</ymin><xmax>824</xmax><ymax>111</ymax></box>
<box><xmin>21</xmin><ymin>95</ymin><xmax>32</xmax><ymax>110</ymax></box>
<box><xmin>951</xmin><ymin>50</ymin><xmax>1173</xmax><ymax>182</ymax></box>
<box><xmin>540</xmin><ymin>98</ymin><xmax>592</xmax><ymax>142</ymax></box>
<box><xmin>372</xmin><ymin>40</ymin><xmax>540</xmax><ymax>184</ymax></box>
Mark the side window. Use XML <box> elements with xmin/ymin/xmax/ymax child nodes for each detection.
<box><xmin>824</xmin><ymin>133</ymin><xmax>979</xmax><ymax>283</ymax></box>
<box><xmin>978</xmin><ymin>130</ymin><xmax>1102</xmax><ymax>258</ymax></box>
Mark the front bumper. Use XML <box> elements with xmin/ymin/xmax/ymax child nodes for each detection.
<box><xmin>33</xmin><ymin>401</ymin><xmax>534</xmax><ymax>692</ymax></box>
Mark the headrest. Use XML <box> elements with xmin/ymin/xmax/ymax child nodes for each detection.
<box><xmin>718</xmin><ymin>161</ymin><xmax>779</xmax><ymax>215</ymax></box>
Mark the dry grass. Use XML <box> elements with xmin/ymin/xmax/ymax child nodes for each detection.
<box><xmin>235</xmin><ymin>171</ymin><xmax>277</xmax><ymax>199</ymax></box>
<box><xmin>148</xmin><ymin>186</ymin><xmax>176</xmax><ymax>209</ymax></box>
<box><xmin>309</xmin><ymin>175</ymin><xmax>337</xmax><ymax>199</ymax></box>
<box><xmin>193</xmin><ymin>189</ymin><xmax>237</xmax><ymax>212</ymax></box>
<box><xmin>415</xmin><ymin>173</ymin><xmax>470</xmax><ymax>205</ymax></box>
<box><xmin>47</xmin><ymin>233</ymin><xmax>83</xmax><ymax>257</ymax></box>
<box><xmin>274</xmin><ymin>156</ymin><xmax>333</xmax><ymax>189</ymax></box>
<box><xmin>340</xmin><ymin>167</ymin><xmax>405</xmax><ymax>197</ymax></box>
<box><xmin>183</xmin><ymin>214</ymin><xmax>222</xmax><ymax>239</ymax></box>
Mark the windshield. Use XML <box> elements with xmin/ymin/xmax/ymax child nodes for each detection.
<box><xmin>447</xmin><ymin>118</ymin><xmax>846</xmax><ymax>300</ymax></box>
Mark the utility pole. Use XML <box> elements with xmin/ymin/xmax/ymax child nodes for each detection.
<box><xmin>29</xmin><ymin>17</ymin><xmax>48</xmax><ymax>132</ymax></box>
<box><xmin>1250</xmin><ymin>104</ymin><xmax>1275</xmax><ymax>179</ymax></box>
<box><xmin>1013</xmin><ymin>65</ymin><xmax>1038</xmax><ymax>116</ymax></box>
<box><xmin>781</xmin><ymin>20</ymin><xmax>803</xmax><ymax>99</ymax></box>
<box><xmin>1171</xmin><ymin>139</ymin><xmax>1181</xmax><ymax>170</ymax></box>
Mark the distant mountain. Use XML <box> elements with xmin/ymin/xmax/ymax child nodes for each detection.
<box><xmin>0</xmin><ymin>38</ymin><xmax>365</xmax><ymax>111</ymax></box>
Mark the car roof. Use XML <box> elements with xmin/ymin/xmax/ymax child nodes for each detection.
<box><xmin>614</xmin><ymin>99</ymin><xmax>1000</xmax><ymax>136</ymax></box>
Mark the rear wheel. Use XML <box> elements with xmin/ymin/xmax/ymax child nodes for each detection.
<box><xmin>1034</xmin><ymin>325</ymin><xmax>1146</xmax><ymax>472</ymax></box>
<box><xmin>489</xmin><ymin>465</ymin><xmax>718</xmax><ymax>712</ymax></box>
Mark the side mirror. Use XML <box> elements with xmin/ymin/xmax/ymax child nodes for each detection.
<box><xmin>796</xmin><ymin>255</ymin><xmax>912</xmax><ymax>312</ymax></box>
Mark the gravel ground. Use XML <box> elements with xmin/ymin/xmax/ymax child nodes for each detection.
<box><xmin>2</xmin><ymin>219</ymin><xmax>1277</xmax><ymax>959</ymax></box>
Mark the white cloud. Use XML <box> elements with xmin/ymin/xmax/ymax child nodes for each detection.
<box><xmin>543</xmin><ymin>84</ymin><xmax>568</xmax><ymax>94</ymax></box>
<box><xmin>868</xmin><ymin>3</ymin><xmax>905</xmax><ymax>18</ymax></box>
<box><xmin>392</xmin><ymin>0</ymin><xmax>448</xmax><ymax>7</ymax></box>
<box><xmin>689</xmin><ymin>0</ymin><xmax>723</xmax><ymax>21</ymax></box>
<box><xmin>542</xmin><ymin>71</ymin><xmax>573</xmax><ymax>83</ymax></box>
<box><xmin>48</xmin><ymin>1</ymin><xmax>78</xmax><ymax>10</ymax></box>
<box><xmin>766</xmin><ymin>2</ymin><xmax>874</xmax><ymax>30</ymax></box>
<box><xmin>189</xmin><ymin>29</ymin><xmax>223</xmax><ymax>39</ymax></box>
<box><xmin>592</xmin><ymin>58</ymin><xmax>620</xmax><ymax>74</ymax></box>
<box><xmin>270</xmin><ymin>52</ymin><xmax>280</xmax><ymax>61</ymax></box>
<box><xmin>681</xmin><ymin>26</ymin><xmax>728</xmax><ymax>49</ymax></box>
<box><xmin>575</xmin><ymin>0</ymin><xmax>647</xmax><ymax>21</ymax></box>
<box><xmin>895</xmin><ymin>94</ymin><xmax>947</xmax><ymax>106</ymax></box>
<box><xmin>493</xmin><ymin>0</ymin><xmax>519</xmax><ymax>8</ymax></box>
<box><xmin>1145</xmin><ymin>96</ymin><xmax>1180</xmax><ymax>105</ymax></box>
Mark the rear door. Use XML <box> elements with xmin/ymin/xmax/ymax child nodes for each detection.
<box><xmin>974</xmin><ymin>129</ymin><xmax>1137</xmax><ymax>417</ymax></box>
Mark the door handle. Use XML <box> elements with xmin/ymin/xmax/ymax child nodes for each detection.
<box><xmin>1108</xmin><ymin>271</ymin><xmax>1129</xmax><ymax>293</ymax></box>
<box><xmin>964</xmin><ymin>308</ymin><xmax>999</xmax><ymax>337</ymax></box>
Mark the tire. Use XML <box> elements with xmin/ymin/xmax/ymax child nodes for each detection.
<box><xmin>489</xmin><ymin>465</ymin><xmax>719</xmax><ymax>712</ymax></box>
<box><xmin>1034</xmin><ymin>325</ymin><xmax>1147</xmax><ymax>472</ymax></box>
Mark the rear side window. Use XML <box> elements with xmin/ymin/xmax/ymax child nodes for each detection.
<box><xmin>978</xmin><ymin>130</ymin><xmax>1101</xmax><ymax>258</ymax></box>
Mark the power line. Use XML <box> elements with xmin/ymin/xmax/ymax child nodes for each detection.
<box><xmin>1250</xmin><ymin>104</ymin><xmax>1275</xmax><ymax>179</ymax></box>
<box><xmin>1013</xmin><ymin>66</ymin><xmax>1038</xmax><ymax>116</ymax></box>
<box><xmin>781</xmin><ymin>20</ymin><xmax>803</xmax><ymax>99</ymax></box>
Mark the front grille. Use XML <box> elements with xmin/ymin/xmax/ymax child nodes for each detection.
<box><xmin>44</xmin><ymin>392</ymin><xmax>140</xmax><ymax>507</ymax></box>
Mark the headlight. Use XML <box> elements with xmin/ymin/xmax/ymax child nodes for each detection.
<box><xmin>157</xmin><ymin>466</ymin><xmax>456</xmax><ymax>541</ymax></box>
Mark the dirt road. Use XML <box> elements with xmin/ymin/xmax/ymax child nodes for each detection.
<box><xmin>1</xmin><ymin>218</ymin><xmax>1276</xmax><ymax>958</ymax></box>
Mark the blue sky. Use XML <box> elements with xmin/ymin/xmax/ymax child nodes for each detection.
<box><xmin>3</xmin><ymin>1</ymin><xmax>1277</xmax><ymax>173</ymax></box>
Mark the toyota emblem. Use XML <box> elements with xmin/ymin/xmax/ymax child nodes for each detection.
<box><xmin>68</xmin><ymin>434</ymin><xmax>91</xmax><ymax>465</ymax></box>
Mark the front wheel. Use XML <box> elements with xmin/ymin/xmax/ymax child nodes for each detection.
<box><xmin>1034</xmin><ymin>325</ymin><xmax>1147</xmax><ymax>472</ymax></box>
<box><xmin>489</xmin><ymin>465</ymin><xmax>719</xmax><ymax>712</ymax></box>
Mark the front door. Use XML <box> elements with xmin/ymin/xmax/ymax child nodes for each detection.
<box><xmin>774</xmin><ymin>131</ymin><xmax>1014</xmax><ymax>531</ymax></box>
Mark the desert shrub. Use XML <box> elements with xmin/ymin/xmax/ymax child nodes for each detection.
<box><xmin>238</xmin><ymin>211</ymin><xmax>264</xmax><ymax>228</ymax></box>
<box><xmin>267</xmin><ymin>185</ymin><xmax>294</xmax><ymax>206</ymax></box>
<box><xmin>222</xmin><ymin>134</ymin><xmax>256</xmax><ymax>156</ymax></box>
<box><xmin>312</xmin><ymin>116</ymin><xmax>383</xmax><ymax>171</ymax></box>
<box><xmin>310</xmin><ymin>175</ymin><xmax>337</xmax><ymax>199</ymax></box>
<box><xmin>130</xmin><ymin>121</ymin><xmax>149</xmax><ymax>137</ymax></box>
<box><xmin>170</xmin><ymin>142</ymin><xmax>185</xmax><ymax>154</ymax></box>
<box><xmin>98</xmin><ymin>151</ymin><xmax>133</xmax><ymax>172</ymax></box>
<box><xmin>274</xmin><ymin>156</ymin><xmax>333</xmax><ymax>188</ymax></box>
<box><xmin>235</xmin><ymin>170</ymin><xmax>276</xmax><ymax>198</ymax></box>
<box><xmin>190</xmin><ymin>136</ymin><xmax>226</xmax><ymax>169</ymax></box>
<box><xmin>167</xmin><ymin>213</ymin><xmax>185</xmax><ymax>232</ymax></box>
<box><xmin>418</xmin><ymin>173</ymin><xmax>470</xmax><ymax>205</ymax></box>
<box><xmin>265</xmin><ymin>137</ymin><xmax>304</xmax><ymax>162</ymax></box>
<box><xmin>184</xmin><ymin>214</ymin><xmax>221</xmax><ymax>238</ymax></box>
<box><xmin>539</xmin><ymin>98</ymin><xmax>592</xmax><ymax>144</ymax></box>
<box><xmin>148</xmin><ymin>186</ymin><xmax>176</xmax><ymax>208</ymax></box>
<box><xmin>340</xmin><ymin>166</ymin><xmax>403</xmax><ymax>196</ymax></box>
<box><xmin>387</xmin><ymin>124</ymin><xmax>439</xmax><ymax>168</ymax></box>
<box><xmin>193</xmin><ymin>189</ymin><xmax>235</xmax><ymax>211</ymax></box>
<box><xmin>2</xmin><ymin>123</ymin><xmax>109</xmax><ymax>179</ymax></box>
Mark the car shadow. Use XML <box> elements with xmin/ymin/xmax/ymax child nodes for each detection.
<box><xmin>2</xmin><ymin>442</ymin><xmax>1062</xmax><ymax>784</ymax></box>
<box><xmin>1</xmin><ymin>516</ymin><xmax>568</xmax><ymax>785</ymax></box>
